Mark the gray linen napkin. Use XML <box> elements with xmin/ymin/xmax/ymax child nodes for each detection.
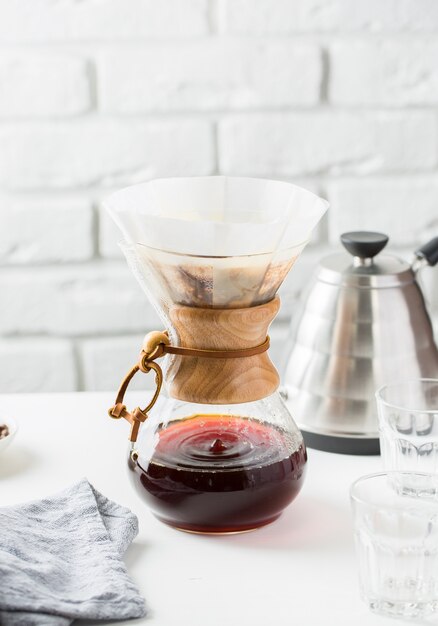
<box><xmin>0</xmin><ymin>479</ymin><xmax>146</xmax><ymax>625</ymax></box>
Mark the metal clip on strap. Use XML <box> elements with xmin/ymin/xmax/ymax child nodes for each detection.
<box><xmin>108</xmin><ymin>330</ymin><xmax>270</xmax><ymax>443</ymax></box>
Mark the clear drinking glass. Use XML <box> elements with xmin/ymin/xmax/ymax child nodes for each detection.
<box><xmin>350</xmin><ymin>471</ymin><xmax>438</xmax><ymax>620</ymax></box>
<box><xmin>376</xmin><ymin>379</ymin><xmax>438</xmax><ymax>475</ymax></box>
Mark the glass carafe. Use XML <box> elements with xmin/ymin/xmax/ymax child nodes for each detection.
<box><xmin>129</xmin><ymin>395</ymin><xmax>307</xmax><ymax>534</ymax></box>
<box><xmin>105</xmin><ymin>176</ymin><xmax>328</xmax><ymax>534</ymax></box>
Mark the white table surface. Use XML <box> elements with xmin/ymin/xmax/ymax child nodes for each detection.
<box><xmin>0</xmin><ymin>392</ymin><xmax>395</xmax><ymax>626</ymax></box>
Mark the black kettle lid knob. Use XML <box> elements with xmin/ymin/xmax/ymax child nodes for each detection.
<box><xmin>340</xmin><ymin>231</ymin><xmax>389</xmax><ymax>259</ymax></box>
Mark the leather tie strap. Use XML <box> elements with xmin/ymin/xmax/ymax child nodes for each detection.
<box><xmin>163</xmin><ymin>336</ymin><xmax>270</xmax><ymax>359</ymax></box>
<box><xmin>108</xmin><ymin>330</ymin><xmax>271</xmax><ymax>444</ymax></box>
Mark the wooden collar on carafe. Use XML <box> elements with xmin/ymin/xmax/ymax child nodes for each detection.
<box><xmin>108</xmin><ymin>296</ymin><xmax>280</xmax><ymax>443</ymax></box>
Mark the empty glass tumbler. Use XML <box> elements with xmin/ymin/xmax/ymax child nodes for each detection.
<box><xmin>376</xmin><ymin>379</ymin><xmax>438</xmax><ymax>474</ymax></box>
<box><xmin>351</xmin><ymin>472</ymin><xmax>438</xmax><ymax>620</ymax></box>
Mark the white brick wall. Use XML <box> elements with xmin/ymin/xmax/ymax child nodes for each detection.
<box><xmin>98</xmin><ymin>41</ymin><xmax>322</xmax><ymax>112</ymax></box>
<box><xmin>0</xmin><ymin>121</ymin><xmax>214</xmax><ymax>189</ymax></box>
<box><xmin>219</xmin><ymin>112</ymin><xmax>437</xmax><ymax>176</ymax></box>
<box><xmin>0</xmin><ymin>53</ymin><xmax>92</xmax><ymax>117</ymax></box>
<box><xmin>327</xmin><ymin>177</ymin><xmax>438</xmax><ymax>245</ymax></box>
<box><xmin>0</xmin><ymin>339</ymin><xmax>76</xmax><ymax>393</ymax></box>
<box><xmin>79</xmin><ymin>335</ymin><xmax>154</xmax><ymax>392</ymax></box>
<box><xmin>222</xmin><ymin>0</ymin><xmax>438</xmax><ymax>33</ymax></box>
<box><xmin>330</xmin><ymin>42</ymin><xmax>438</xmax><ymax>106</ymax></box>
<box><xmin>0</xmin><ymin>264</ymin><xmax>159</xmax><ymax>336</ymax></box>
<box><xmin>0</xmin><ymin>195</ymin><xmax>94</xmax><ymax>263</ymax></box>
<box><xmin>0</xmin><ymin>0</ymin><xmax>437</xmax><ymax>393</ymax></box>
<box><xmin>0</xmin><ymin>0</ymin><xmax>209</xmax><ymax>41</ymax></box>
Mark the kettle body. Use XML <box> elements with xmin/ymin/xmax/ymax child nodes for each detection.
<box><xmin>283</xmin><ymin>232</ymin><xmax>438</xmax><ymax>455</ymax></box>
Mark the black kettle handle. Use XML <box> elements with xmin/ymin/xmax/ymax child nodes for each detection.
<box><xmin>415</xmin><ymin>237</ymin><xmax>438</xmax><ymax>267</ymax></box>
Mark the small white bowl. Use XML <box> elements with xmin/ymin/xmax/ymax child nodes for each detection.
<box><xmin>0</xmin><ymin>416</ymin><xmax>18</xmax><ymax>453</ymax></box>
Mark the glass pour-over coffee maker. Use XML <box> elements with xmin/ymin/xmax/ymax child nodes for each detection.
<box><xmin>105</xmin><ymin>177</ymin><xmax>327</xmax><ymax>534</ymax></box>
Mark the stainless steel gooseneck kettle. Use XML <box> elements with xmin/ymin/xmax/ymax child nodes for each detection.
<box><xmin>283</xmin><ymin>232</ymin><xmax>438</xmax><ymax>455</ymax></box>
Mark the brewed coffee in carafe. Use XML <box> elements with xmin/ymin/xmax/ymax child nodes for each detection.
<box><xmin>106</xmin><ymin>176</ymin><xmax>327</xmax><ymax>533</ymax></box>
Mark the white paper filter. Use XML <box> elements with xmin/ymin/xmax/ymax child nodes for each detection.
<box><xmin>105</xmin><ymin>177</ymin><xmax>328</xmax><ymax>309</ymax></box>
